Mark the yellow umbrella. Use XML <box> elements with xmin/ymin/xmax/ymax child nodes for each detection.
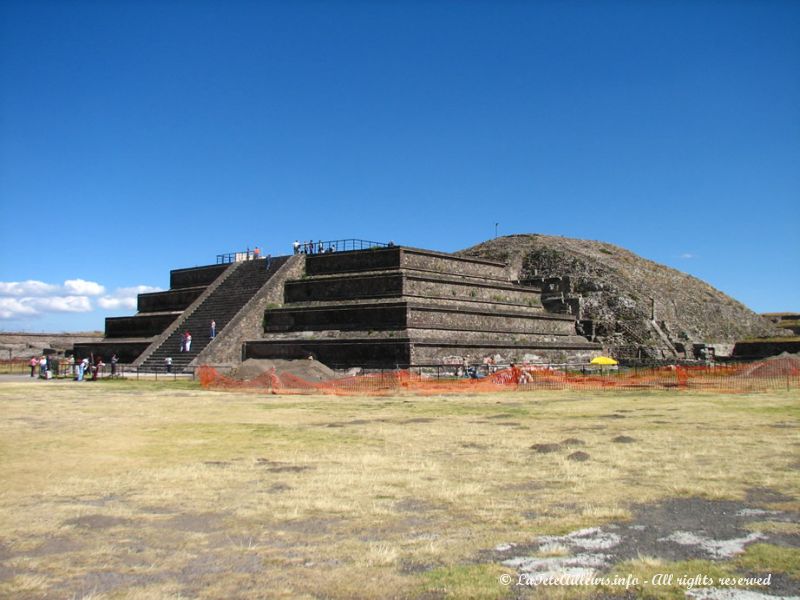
<box><xmin>590</xmin><ymin>356</ymin><xmax>618</xmax><ymax>366</ymax></box>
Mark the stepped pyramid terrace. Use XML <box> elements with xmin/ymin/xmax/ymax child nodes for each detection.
<box><xmin>75</xmin><ymin>241</ymin><xmax>601</xmax><ymax>371</ymax></box>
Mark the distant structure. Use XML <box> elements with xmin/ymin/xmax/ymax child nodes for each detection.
<box><xmin>458</xmin><ymin>234</ymin><xmax>783</xmax><ymax>361</ymax></box>
<box><xmin>762</xmin><ymin>313</ymin><xmax>800</xmax><ymax>335</ymax></box>
<box><xmin>0</xmin><ymin>332</ymin><xmax>102</xmax><ymax>360</ymax></box>
<box><xmin>733</xmin><ymin>312</ymin><xmax>800</xmax><ymax>359</ymax></box>
<box><xmin>74</xmin><ymin>240</ymin><xmax>601</xmax><ymax>371</ymax></box>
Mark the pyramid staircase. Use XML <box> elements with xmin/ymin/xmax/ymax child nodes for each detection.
<box><xmin>136</xmin><ymin>257</ymin><xmax>289</xmax><ymax>372</ymax></box>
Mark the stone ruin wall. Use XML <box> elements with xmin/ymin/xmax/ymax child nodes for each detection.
<box><xmin>0</xmin><ymin>332</ymin><xmax>103</xmax><ymax>359</ymax></box>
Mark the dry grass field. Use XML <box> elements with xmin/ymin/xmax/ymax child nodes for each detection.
<box><xmin>0</xmin><ymin>378</ymin><xmax>798</xmax><ymax>599</ymax></box>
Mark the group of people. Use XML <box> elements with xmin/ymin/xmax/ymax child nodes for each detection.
<box><xmin>74</xmin><ymin>356</ymin><xmax>97</xmax><ymax>381</ymax></box>
<box><xmin>244</xmin><ymin>246</ymin><xmax>273</xmax><ymax>270</ymax></box>
<box><xmin>73</xmin><ymin>355</ymin><xmax>108</xmax><ymax>381</ymax></box>
<box><xmin>451</xmin><ymin>356</ymin><xmax>534</xmax><ymax>382</ymax></box>
<box><xmin>177</xmin><ymin>318</ymin><xmax>217</xmax><ymax>352</ymax></box>
<box><xmin>28</xmin><ymin>353</ymin><xmax>119</xmax><ymax>381</ymax></box>
<box><xmin>293</xmin><ymin>240</ymin><xmax>336</xmax><ymax>255</ymax></box>
<box><xmin>179</xmin><ymin>331</ymin><xmax>192</xmax><ymax>352</ymax></box>
<box><xmin>244</xmin><ymin>246</ymin><xmax>261</xmax><ymax>260</ymax></box>
<box><xmin>29</xmin><ymin>355</ymin><xmax>50</xmax><ymax>379</ymax></box>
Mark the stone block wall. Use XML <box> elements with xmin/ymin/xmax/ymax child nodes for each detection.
<box><xmin>105</xmin><ymin>313</ymin><xmax>180</xmax><ymax>338</ymax></box>
<box><xmin>2</xmin><ymin>332</ymin><xmax>102</xmax><ymax>359</ymax></box>
<box><xmin>284</xmin><ymin>272</ymin><xmax>542</xmax><ymax>307</ymax></box>
<box><xmin>285</xmin><ymin>273</ymin><xmax>404</xmax><ymax>303</ymax></box>
<box><xmin>265</xmin><ymin>302</ymin><xmax>407</xmax><ymax>332</ymax></box>
<box><xmin>169</xmin><ymin>264</ymin><xmax>228</xmax><ymax>289</ymax></box>
<box><xmin>304</xmin><ymin>248</ymin><xmax>401</xmax><ymax>275</ymax></box>
<box><xmin>406</xmin><ymin>306</ymin><xmax>576</xmax><ymax>335</ymax></box>
<box><xmin>404</xmin><ymin>275</ymin><xmax>542</xmax><ymax>307</ymax></box>
<box><xmin>732</xmin><ymin>339</ymin><xmax>800</xmax><ymax>359</ymax></box>
<box><xmin>410</xmin><ymin>341</ymin><xmax>601</xmax><ymax>366</ymax></box>
<box><xmin>138</xmin><ymin>287</ymin><xmax>205</xmax><ymax>313</ymax></box>
<box><xmin>244</xmin><ymin>337</ymin><xmax>411</xmax><ymax>368</ymax></box>
<box><xmin>73</xmin><ymin>341</ymin><xmax>151</xmax><ymax>364</ymax></box>
<box><xmin>303</xmin><ymin>246</ymin><xmax>509</xmax><ymax>281</ymax></box>
<box><xmin>401</xmin><ymin>248</ymin><xmax>509</xmax><ymax>281</ymax></box>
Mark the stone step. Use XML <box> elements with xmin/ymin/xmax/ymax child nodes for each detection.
<box><xmin>285</xmin><ymin>270</ymin><xmax>542</xmax><ymax>306</ymax></box>
<box><xmin>140</xmin><ymin>257</ymin><xmax>289</xmax><ymax>371</ymax></box>
<box><xmin>263</xmin><ymin>328</ymin><xmax>593</xmax><ymax>345</ymax></box>
<box><xmin>265</xmin><ymin>302</ymin><xmax>577</xmax><ymax>335</ymax></box>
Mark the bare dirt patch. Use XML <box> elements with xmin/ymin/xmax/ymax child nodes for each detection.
<box><xmin>394</xmin><ymin>498</ymin><xmax>448</xmax><ymax>514</ymax></box>
<box><xmin>561</xmin><ymin>438</ymin><xmax>586</xmax><ymax>446</ymax></box>
<box><xmin>531</xmin><ymin>443</ymin><xmax>561</xmax><ymax>453</ymax></box>
<box><xmin>396</xmin><ymin>417</ymin><xmax>436</xmax><ymax>424</ymax></box>
<box><xmin>25</xmin><ymin>535</ymin><xmax>85</xmax><ymax>557</ymax></box>
<box><xmin>63</xmin><ymin>514</ymin><xmax>132</xmax><ymax>529</ymax></box>
<box><xmin>156</xmin><ymin>512</ymin><xmax>231</xmax><ymax>533</ymax></box>
<box><xmin>493</xmin><ymin>493</ymin><xmax>800</xmax><ymax>590</ymax></box>
<box><xmin>567</xmin><ymin>451</ymin><xmax>591</xmax><ymax>462</ymax></box>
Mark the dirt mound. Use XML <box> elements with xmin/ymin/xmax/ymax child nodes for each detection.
<box><xmin>457</xmin><ymin>234</ymin><xmax>783</xmax><ymax>359</ymax></box>
<box><xmin>231</xmin><ymin>358</ymin><xmax>336</xmax><ymax>382</ymax></box>
<box><xmin>741</xmin><ymin>352</ymin><xmax>800</xmax><ymax>377</ymax></box>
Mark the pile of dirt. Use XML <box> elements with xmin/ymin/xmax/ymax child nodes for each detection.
<box><xmin>458</xmin><ymin>234</ymin><xmax>784</xmax><ymax>359</ymax></box>
<box><xmin>741</xmin><ymin>352</ymin><xmax>800</xmax><ymax>377</ymax></box>
<box><xmin>230</xmin><ymin>358</ymin><xmax>336</xmax><ymax>382</ymax></box>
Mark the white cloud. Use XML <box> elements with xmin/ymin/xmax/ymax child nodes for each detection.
<box><xmin>0</xmin><ymin>280</ymin><xmax>60</xmax><ymax>296</ymax></box>
<box><xmin>98</xmin><ymin>285</ymin><xmax>161</xmax><ymax>312</ymax></box>
<box><xmin>29</xmin><ymin>296</ymin><xmax>94</xmax><ymax>313</ymax></box>
<box><xmin>115</xmin><ymin>285</ymin><xmax>161</xmax><ymax>296</ymax></box>
<box><xmin>679</xmin><ymin>253</ymin><xmax>695</xmax><ymax>259</ymax></box>
<box><xmin>64</xmin><ymin>279</ymin><xmax>105</xmax><ymax>296</ymax></box>
<box><xmin>0</xmin><ymin>295</ymin><xmax>93</xmax><ymax>319</ymax></box>
<box><xmin>0</xmin><ymin>298</ymin><xmax>39</xmax><ymax>319</ymax></box>
<box><xmin>0</xmin><ymin>278</ymin><xmax>161</xmax><ymax>321</ymax></box>
<box><xmin>0</xmin><ymin>279</ymin><xmax>105</xmax><ymax>296</ymax></box>
<box><xmin>97</xmin><ymin>296</ymin><xmax>137</xmax><ymax>310</ymax></box>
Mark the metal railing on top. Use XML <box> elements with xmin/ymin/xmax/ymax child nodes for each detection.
<box><xmin>293</xmin><ymin>239</ymin><xmax>391</xmax><ymax>255</ymax></box>
<box><xmin>216</xmin><ymin>240</ymin><xmax>392</xmax><ymax>264</ymax></box>
<box><xmin>216</xmin><ymin>250</ymin><xmax>264</xmax><ymax>264</ymax></box>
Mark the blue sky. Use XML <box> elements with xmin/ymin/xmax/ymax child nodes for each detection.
<box><xmin>1</xmin><ymin>0</ymin><xmax>798</xmax><ymax>331</ymax></box>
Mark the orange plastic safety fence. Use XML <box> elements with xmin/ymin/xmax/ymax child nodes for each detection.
<box><xmin>196</xmin><ymin>359</ymin><xmax>800</xmax><ymax>396</ymax></box>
